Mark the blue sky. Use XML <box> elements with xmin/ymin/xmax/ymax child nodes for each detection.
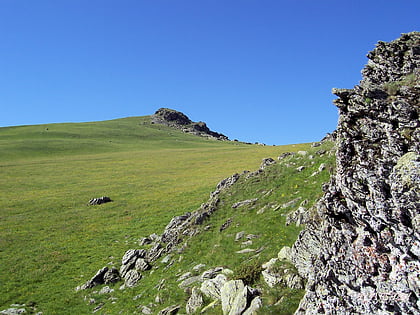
<box><xmin>1</xmin><ymin>1</ymin><xmax>419</xmax><ymax>145</ymax></box>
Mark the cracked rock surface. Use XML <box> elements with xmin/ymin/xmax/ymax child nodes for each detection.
<box><xmin>291</xmin><ymin>32</ymin><xmax>420</xmax><ymax>314</ymax></box>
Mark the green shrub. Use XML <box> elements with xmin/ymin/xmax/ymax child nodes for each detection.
<box><xmin>233</xmin><ymin>261</ymin><xmax>263</xmax><ymax>285</ymax></box>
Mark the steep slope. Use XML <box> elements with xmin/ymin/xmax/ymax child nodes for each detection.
<box><xmin>292</xmin><ymin>32</ymin><xmax>419</xmax><ymax>314</ymax></box>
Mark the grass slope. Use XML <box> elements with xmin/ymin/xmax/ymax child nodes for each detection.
<box><xmin>0</xmin><ymin>116</ymin><xmax>312</xmax><ymax>314</ymax></box>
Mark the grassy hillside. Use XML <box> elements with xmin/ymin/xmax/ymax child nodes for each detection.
<box><xmin>0</xmin><ymin>116</ymin><xmax>317</xmax><ymax>314</ymax></box>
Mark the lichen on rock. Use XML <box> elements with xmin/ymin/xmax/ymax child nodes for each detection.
<box><xmin>291</xmin><ymin>32</ymin><xmax>420</xmax><ymax>314</ymax></box>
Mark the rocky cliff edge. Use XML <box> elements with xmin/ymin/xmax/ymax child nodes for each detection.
<box><xmin>291</xmin><ymin>32</ymin><xmax>420</xmax><ymax>314</ymax></box>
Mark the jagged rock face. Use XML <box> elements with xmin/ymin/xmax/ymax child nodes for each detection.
<box><xmin>292</xmin><ymin>32</ymin><xmax>419</xmax><ymax>314</ymax></box>
<box><xmin>152</xmin><ymin>108</ymin><xmax>229</xmax><ymax>140</ymax></box>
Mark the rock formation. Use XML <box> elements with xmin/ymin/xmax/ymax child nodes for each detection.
<box><xmin>291</xmin><ymin>32</ymin><xmax>419</xmax><ymax>314</ymax></box>
<box><xmin>152</xmin><ymin>108</ymin><xmax>229</xmax><ymax>140</ymax></box>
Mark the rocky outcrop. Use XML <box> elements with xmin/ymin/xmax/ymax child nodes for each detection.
<box><xmin>152</xmin><ymin>108</ymin><xmax>229</xmax><ymax>140</ymax></box>
<box><xmin>291</xmin><ymin>32</ymin><xmax>419</xmax><ymax>314</ymax></box>
<box><xmin>77</xmin><ymin>172</ymin><xmax>242</xmax><ymax>290</ymax></box>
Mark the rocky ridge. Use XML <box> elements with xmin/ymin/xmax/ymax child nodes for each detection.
<box><xmin>291</xmin><ymin>32</ymin><xmax>420</xmax><ymax>314</ymax></box>
<box><xmin>152</xmin><ymin>108</ymin><xmax>229</xmax><ymax>141</ymax></box>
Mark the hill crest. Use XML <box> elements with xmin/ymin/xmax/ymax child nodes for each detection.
<box><xmin>151</xmin><ymin>108</ymin><xmax>229</xmax><ymax>141</ymax></box>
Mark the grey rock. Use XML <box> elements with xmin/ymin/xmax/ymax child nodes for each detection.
<box><xmin>186</xmin><ymin>287</ymin><xmax>203</xmax><ymax>314</ymax></box>
<box><xmin>221</xmin><ymin>280</ymin><xmax>245</xmax><ymax>315</ymax></box>
<box><xmin>192</xmin><ymin>263</ymin><xmax>206</xmax><ymax>271</ymax></box>
<box><xmin>278</xmin><ymin>246</ymin><xmax>292</xmax><ymax>261</ymax></box>
<box><xmin>292</xmin><ymin>32</ymin><xmax>420</xmax><ymax>314</ymax></box>
<box><xmin>200</xmin><ymin>274</ymin><xmax>227</xmax><ymax>300</ymax></box>
<box><xmin>296</xmin><ymin>166</ymin><xmax>305</xmax><ymax>172</ymax></box>
<box><xmin>139</xmin><ymin>305</ymin><xmax>153</xmax><ymax>314</ymax></box>
<box><xmin>98</xmin><ymin>285</ymin><xmax>114</xmax><ymax>294</ymax></box>
<box><xmin>88</xmin><ymin>196</ymin><xmax>112</xmax><ymax>205</ymax></box>
<box><xmin>235</xmin><ymin>248</ymin><xmax>255</xmax><ymax>254</ymax></box>
<box><xmin>124</xmin><ymin>269</ymin><xmax>142</xmax><ymax>287</ymax></box>
<box><xmin>76</xmin><ymin>266</ymin><xmax>109</xmax><ymax>290</ymax></box>
<box><xmin>0</xmin><ymin>309</ymin><xmax>26</xmax><ymax>315</ymax></box>
<box><xmin>242</xmin><ymin>296</ymin><xmax>262</xmax><ymax>315</ymax></box>
<box><xmin>135</xmin><ymin>258</ymin><xmax>151</xmax><ymax>271</ymax></box>
<box><xmin>232</xmin><ymin>198</ymin><xmax>258</xmax><ymax>209</ymax></box>
<box><xmin>235</xmin><ymin>231</ymin><xmax>245</xmax><ymax>241</ymax></box>
<box><xmin>177</xmin><ymin>272</ymin><xmax>193</xmax><ymax>282</ymax></box>
<box><xmin>103</xmin><ymin>267</ymin><xmax>121</xmax><ymax>284</ymax></box>
<box><xmin>179</xmin><ymin>276</ymin><xmax>202</xmax><ymax>289</ymax></box>
<box><xmin>200</xmin><ymin>267</ymin><xmax>223</xmax><ymax>280</ymax></box>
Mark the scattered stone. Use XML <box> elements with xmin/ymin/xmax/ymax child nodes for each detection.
<box><xmin>179</xmin><ymin>276</ymin><xmax>202</xmax><ymax>289</ymax></box>
<box><xmin>0</xmin><ymin>309</ymin><xmax>27</xmax><ymax>315</ymax></box>
<box><xmin>201</xmin><ymin>267</ymin><xmax>223</xmax><ymax>280</ymax></box>
<box><xmin>235</xmin><ymin>231</ymin><xmax>245</xmax><ymax>241</ymax></box>
<box><xmin>192</xmin><ymin>263</ymin><xmax>206</xmax><ymax>271</ymax></box>
<box><xmin>219</xmin><ymin>218</ymin><xmax>233</xmax><ymax>232</ymax></box>
<box><xmin>98</xmin><ymin>286</ymin><xmax>114</xmax><ymax>294</ymax></box>
<box><xmin>88</xmin><ymin>196</ymin><xmax>112</xmax><ymax>205</ymax></box>
<box><xmin>139</xmin><ymin>305</ymin><xmax>153</xmax><ymax>314</ymax></box>
<box><xmin>318</xmin><ymin>163</ymin><xmax>326</xmax><ymax>172</ymax></box>
<box><xmin>278</xmin><ymin>152</ymin><xmax>296</xmax><ymax>160</ymax></box>
<box><xmin>297</xmin><ymin>151</ymin><xmax>308</xmax><ymax>156</ymax></box>
<box><xmin>235</xmin><ymin>248</ymin><xmax>255</xmax><ymax>254</ymax></box>
<box><xmin>296</xmin><ymin>166</ymin><xmax>305</xmax><ymax>172</ymax></box>
<box><xmin>92</xmin><ymin>303</ymin><xmax>104</xmax><ymax>313</ymax></box>
<box><xmin>232</xmin><ymin>198</ymin><xmax>258</xmax><ymax>209</ymax></box>
<box><xmin>260</xmin><ymin>158</ymin><xmax>275</xmax><ymax>169</ymax></box>
<box><xmin>241</xmin><ymin>240</ymin><xmax>253</xmax><ymax>247</ymax></box>
<box><xmin>177</xmin><ymin>272</ymin><xmax>192</xmax><ymax>282</ymax></box>
<box><xmin>281</xmin><ymin>197</ymin><xmax>302</xmax><ymax>209</ymax></box>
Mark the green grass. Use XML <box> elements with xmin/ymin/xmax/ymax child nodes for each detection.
<box><xmin>0</xmin><ymin>116</ymin><xmax>317</xmax><ymax>314</ymax></box>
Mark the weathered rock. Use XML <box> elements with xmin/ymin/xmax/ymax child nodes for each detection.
<box><xmin>200</xmin><ymin>267</ymin><xmax>223</xmax><ymax>280</ymax></box>
<box><xmin>0</xmin><ymin>308</ymin><xmax>26</xmax><ymax>315</ymax></box>
<box><xmin>76</xmin><ymin>266</ymin><xmax>109</xmax><ymax>290</ymax></box>
<box><xmin>235</xmin><ymin>231</ymin><xmax>245</xmax><ymax>241</ymax></box>
<box><xmin>103</xmin><ymin>267</ymin><xmax>121</xmax><ymax>284</ymax></box>
<box><xmin>292</xmin><ymin>32</ymin><xmax>420</xmax><ymax>314</ymax></box>
<box><xmin>200</xmin><ymin>274</ymin><xmax>227</xmax><ymax>300</ymax></box>
<box><xmin>88</xmin><ymin>196</ymin><xmax>112</xmax><ymax>205</ymax></box>
<box><xmin>219</xmin><ymin>218</ymin><xmax>233</xmax><ymax>231</ymax></box>
<box><xmin>278</xmin><ymin>246</ymin><xmax>292</xmax><ymax>261</ymax></box>
<box><xmin>186</xmin><ymin>287</ymin><xmax>204</xmax><ymax>314</ymax></box>
<box><xmin>242</xmin><ymin>296</ymin><xmax>262</xmax><ymax>315</ymax></box>
<box><xmin>135</xmin><ymin>258</ymin><xmax>151</xmax><ymax>271</ymax></box>
<box><xmin>98</xmin><ymin>285</ymin><xmax>114</xmax><ymax>294</ymax></box>
<box><xmin>152</xmin><ymin>108</ymin><xmax>228</xmax><ymax>140</ymax></box>
<box><xmin>124</xmin><ymin>269</ymin><xmax>142</xmax><ymax>287</ymax></box>
<box><xmin>178</xmin><ymin>276</ymin><xmax>202</xmax><ymax>289</ymax></box>
<box><xmin>221</xmin><ymin>280</ymin><xmax>245</xmax><ymax>315</ymax></box>
<box><xmin>232</xmin><ymin>198</ymin><xmax>258</xmax><ymax>209</ymax></box>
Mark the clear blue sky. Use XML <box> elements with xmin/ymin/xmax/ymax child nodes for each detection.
<box><xmin>1</xmin><ymin>1</ymin><xmax>419</xmax><ymax>145</ymax></box>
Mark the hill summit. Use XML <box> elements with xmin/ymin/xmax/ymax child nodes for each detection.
<box><xmin>152</xmin><ymin>108</ymin><xmax>229</xmax><ymax>141</ymax></box>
